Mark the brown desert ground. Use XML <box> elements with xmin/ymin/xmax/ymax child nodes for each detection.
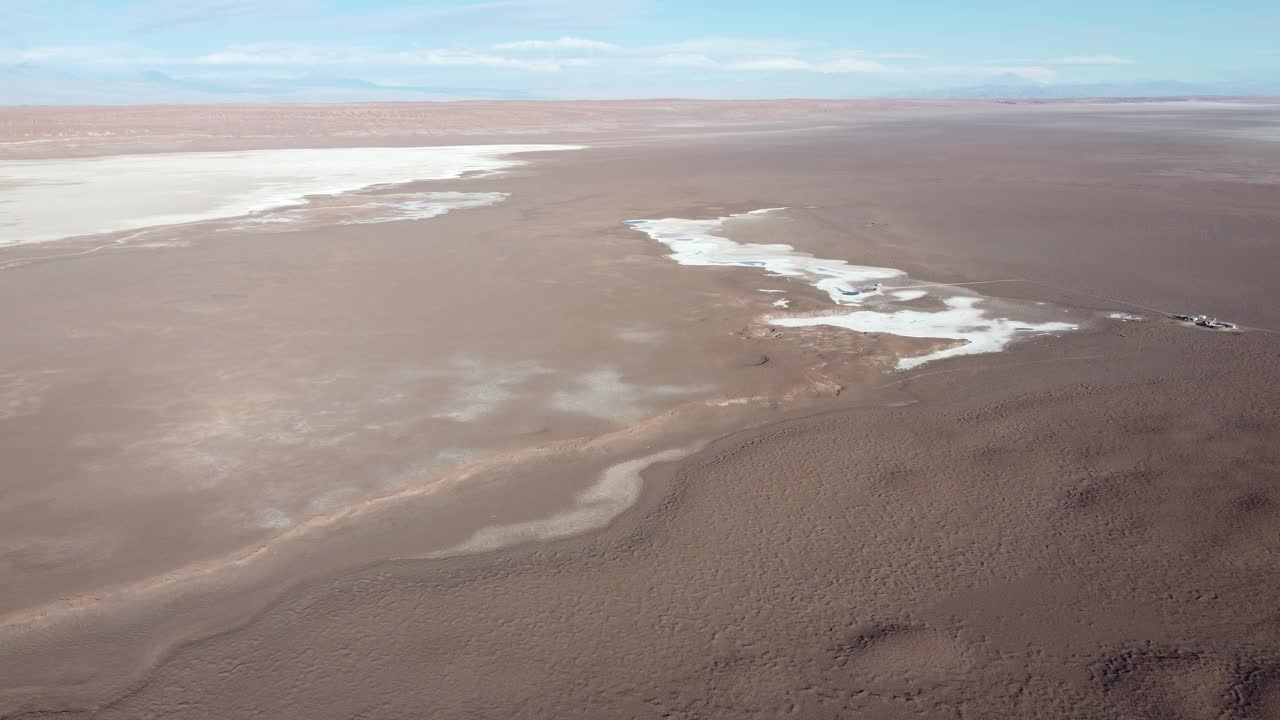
<box><xmin>1</xmin><ymin>99</ymin><xmax>1280</xmax><ymax>719</ymax></box>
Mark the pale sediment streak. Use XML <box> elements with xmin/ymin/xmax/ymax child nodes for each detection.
<box><xmin>0</xmin><ymin>144</ymin><xmax>582</xmax><ymax>246</ymax></box>
<box><xmin>238</xmin><ymin>191</ymin><xmax>509</xmax><ymax>229</ymax></box>
<box><xmin>0</xmin><ymin>392</ymin><xmax>753</xmax><ymax>632</ymax></box>
<box><xmin>627</xmin><ymin>208</ymin><xmax>1078</xmax><ymax>370</ymax></box>
<box><xmin>426</xmin><ymin>446</ymin><xmax>696</xmax><ymax>558</ymax></box>
<box><xmin>339</xmin><ymin>191</ymin><xmax>507</xmax><ymax>224</ymax></box>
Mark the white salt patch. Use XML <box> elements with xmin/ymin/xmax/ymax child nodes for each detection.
<box><xmin>0</xmin><ymin>144</ymin><xmax>582</xmax><ymax>246</ymax></box>
<box><xmin>628</xmin><ymin>208</ymin><xmax>1078</xmax><ymax>370</ymax></box>
<box><xmin>434</xmin><ymin>384</ymin><xmax>517</xmax><ymax>423</ymax></box>
<box><xmin>306</xmin><ymin>487</ymin><xmax>362</xmax><ymax>514</ymax></box>
<box><xmin>382</xmin><ymin>448</ymin><xmax>481</xmax><ymax>491</ymax></box>
<box><xmin>129</xmin><ymin>239</ymin><xmax>194</xmax><ymax>249</ymax></box>
<box><xmin>714</xmin><ymin>396</ymin><xmax>765</xmax><ymax>407</ymax></box>
<box><xmin>432</xmin><ymin>359</ymin><xmax>550</xmax><ymax>423</ymax></box>
<box><xmin>551</xmin><ymin>367</ymin><xmax>709</xmax><ymax>423</ymax></box>
<box><xmin>891</xmin><ymin>289</ymin><xmax>928</xmax><ymax>301</ymax></box>
<box><xmin>0</xmin><ymin>371</ymin><xmax>57</xmax><ymax>420</ymax></box>
<box><xmin>617</xmin><ymin>325</ymin><xmax>665</xmax><ymax>344</ymax></box>
<box><xmin>1224</xmin><ymin>126</ymin><xmax>1280</xmax><ymax>144</ymax></box>
<box><xmin>774</xmin><ymin>296</ymin><xmax>1077</xmax><ymax>370</ymax></box>
<box><xmin>771</xmin><ymin>298</ymin><xmax>790</xmax><ymax>308</ymax></box>
<box><xmin>1107</xmin><ymin>312</ymin><xmax>1144</xmax><ymax>322</ymax></box>
<box><xmin>242</xmin><ymin>215</ymin><xmax>301</xmax><ymax>225</ymax></box>
<box><xmin>626</xmin><ymin>212</ymin><xmax>902</xmax><ymax>305</ymax></box>
<box><xmin>255</xmin><ymin>508</ymin><xmax>293</xmax><ymax>530</ymax></box>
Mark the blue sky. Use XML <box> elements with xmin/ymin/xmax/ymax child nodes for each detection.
<box><xmin>2</xmin><ymin>0</ymin><xmax>1278</xmax><ymax>103</ymax></box>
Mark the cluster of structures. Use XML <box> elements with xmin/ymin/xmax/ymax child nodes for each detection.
<box><xmin>1172</xmin><ymin>313</ymin><xmax>1236</xmax><ymax>330</ymax></box>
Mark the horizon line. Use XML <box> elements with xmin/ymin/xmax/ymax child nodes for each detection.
<box><xmin>3</xmin><ymin>94</ymin><xmax>1279</xmax><ymax>110</ymax></box>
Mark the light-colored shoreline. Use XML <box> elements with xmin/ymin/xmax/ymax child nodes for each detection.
<box><xmin>0</xmin><ymin>144</ymin><xmax>583</xmax><ymax>247</ymax></box>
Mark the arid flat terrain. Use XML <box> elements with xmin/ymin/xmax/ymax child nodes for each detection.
<box><xmin>1</xmin><ymin>99</ymin><xmax>1279</xmax><ymax>719</ymax></box>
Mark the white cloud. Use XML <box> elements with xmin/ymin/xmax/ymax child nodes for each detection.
<box><xmin>0</xmin><ymin>45</ymin><xmax>167</xmax><ymax>66</ymax></box>
<box><xmin>338</xmin><ymin>0</ymin><xmax>648</xmax><ymax>31</ymax></box>
<box><xmin>0</xmin><ymin>46</ymin><xmax>86</xmax><ymax>63</ymax></box>
<box><xmin>399</xmin><ymin>50</ymin><xmax>566</xmax><ymax>71</ymax></box>
<box><xmin>701</xmin><ymin>53</ymin><xmax>1041</xmax><ymax>80</ymax></box>
<box><xmin>654</xmin><ymin>52</ymin><xmax>718</xmax><ymax>68</ymax></box>
<box><xmin>127</xmin><ymin>0</ymin><xmax>314</xmax><ymax>33</ymax></box>
<box><xmin>727</xmin><ymin>57</ymin><xmax>812</xmax><ymax>71</ymax></box>
<box><xmin>1052</xmin><ymin>55</ymin><xmax>1135</xmax><ymax>65</ymax></box>
<box><xmin>493</xmin><ymin>36</ymin><xmax>622</xmax><ymax>52</ymax></box>
<box><xmin>195</xmin><ymin>45</ymin><xmax>567</xmax><ymax>71</ymax></box>
<box><xmin>724</xmin><ymin>56</ymin><xmax>890</xmax><ymax>73</ymax></box>
<box><xmin>183</xmin><ymin>38</ymin><xmax>924</xmax><ymax>77</ymax></box>
<box><xmin>9</xmin><ymin>37</ymin><xmax>1060</xmax><ymax>86</ymax></box>
<box><xmin>657</xmin><ymin>37</ymin><xmax>809</xmax><ymax>55</ymax></box>
<box><xmin>923</xmin><ymin>64</ymin><xmax>1057</xmax><ymax>83</ymax></box>
<box><xmin>871</xmin><ymin>52</ymin><xmax>928</xmax><ymax>60</ymax></box>
<box><xmin>195</xmin><ymin>45</ymin><xmax>318</xmax><ymax>65</ymax></box>
<box><xmin>818</xmin><ymin>57</ymin><xmax>892</xmax><ymax>73</ymax></box>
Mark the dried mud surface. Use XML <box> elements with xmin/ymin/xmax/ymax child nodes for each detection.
<box><xmin>2</xmin><ymin>100</ymin><xmax>1280</xmax><ymax>719</ymax></box>
<box><xmin>44</xmin><ymin>331</ymin><xmax>1280</xmax><ymax>720</ymax></box>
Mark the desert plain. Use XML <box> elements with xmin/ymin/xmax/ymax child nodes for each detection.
<box><xmin>1</xmin><ymin>99</ymin><xmax>1280</xmax><ymax>719</ymax></box>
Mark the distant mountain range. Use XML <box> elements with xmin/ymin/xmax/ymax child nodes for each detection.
<box><xmin>1</xmin><ymin>65</ymin><xmax>534</xmax><ymax>105</ymax></box>
<box><xmin>904</xmin><ymin>77</ymin><xmax>1280</xmax><ymax>100</ymax></box>
<box><xmin>3</xmin><ymin>64</ymin><xmax>1278</xmax><ymax>105</ymax></box>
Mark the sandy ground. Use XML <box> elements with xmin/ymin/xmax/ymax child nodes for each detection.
<box><xmin>1</xmin><ymin>99</ymin><xmax>1279</xmax><ymax>719</ymax></box>
<box><xmin>0</xmin><ymin>99</ymin><xmax>962</xmax><ymax>159</ymax></box>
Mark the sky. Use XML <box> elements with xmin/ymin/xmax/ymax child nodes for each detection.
<box><xmin>2</xmin><ymin>0</ymin><xmax>1278</xmax><ymax>103</ymax></box>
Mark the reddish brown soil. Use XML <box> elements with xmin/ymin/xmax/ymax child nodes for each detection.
<box><xmin>2</xmin><ymin>100</ymin><xmax>1279</xmax><ymax>719</ymax></box>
